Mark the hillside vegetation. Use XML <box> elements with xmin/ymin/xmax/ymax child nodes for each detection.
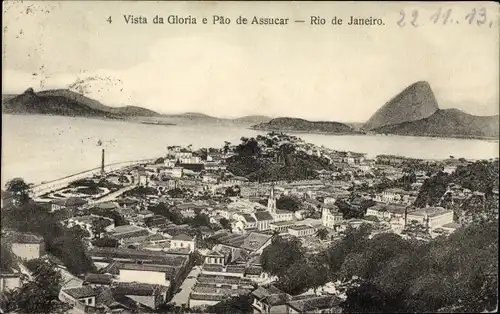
<box><xmin>252</xmin><ymin>117</ymin><xmax>356</xmax><ymax>134</ymax></box>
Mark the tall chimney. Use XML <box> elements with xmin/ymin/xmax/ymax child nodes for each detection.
<box><xmin>101</xmin><ymin>149</ymin><xmax>105</xmax><ymax>178</ymax></box>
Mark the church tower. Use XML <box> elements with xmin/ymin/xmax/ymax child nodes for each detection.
<box><xmin>267</xmin><ymin>185</ymin><xmax>277</xmax><ymax>214</ymax></box>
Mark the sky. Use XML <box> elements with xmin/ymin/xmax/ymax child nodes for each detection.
<box><xmin>2</xmin><ymin>1</ymin><xmax>499</xmax><ymax>122</ymax></box>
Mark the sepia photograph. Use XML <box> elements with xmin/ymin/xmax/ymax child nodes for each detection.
<box><xmin>1</xmin><ymin>1</ymin><xmax>499</xmax><ymax>313</ymax></box>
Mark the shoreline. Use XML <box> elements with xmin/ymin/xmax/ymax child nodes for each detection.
<box><xmin>250</xmin><ymin>127</ymin><xmax>499</xmax><ymax>142</ymax></box>
<box><xmin>249</xmin><ymin>127</ymin><xmax>366</xmax><ymax>136</ymax></box>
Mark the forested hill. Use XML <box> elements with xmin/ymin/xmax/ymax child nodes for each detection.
<box><xmin>226</xmin><ymin>134</ymin><xmax>334</xmax><ymax>182</ymax></box>
<box><xmin>251</xmin><ymin>117</ymin><xmax>356</xmax><ymax>134</ymax></box>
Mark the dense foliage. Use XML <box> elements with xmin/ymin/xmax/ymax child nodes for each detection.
<box><xmin>85</xmin><ymin>207</ymin><xmax>128</xmax><ymax>226</ymax></box>
<box><xmin>124</xmin><ymin>186</ymin><xmax>158</xmax><ymax>197</ymax></box>
<box><xmin>276</xmin><ymin>195</ymin><xmax>302</xmax><ymax>212</ymax></box>
<box><xmin>260</xmin><ymin>218</ymin><xmax>498</xmax><ymax>313</ymax></box>
<box><xmin>148</xmin><ymin>202</ymin><xmax>184</xmax><ymax>224</ymax></box>
<box><xmin>219</xmin><ymin>217</ymin><xmax>231</xmax><ymax>230</ymax></box>
<box><xmin>2</xmin><ymin>201</ymin><xmax>96</xmax><ymax>275</ymax></box>
<box><xmin>227</xmin><ymin>137</ymin><xmax>332</xmax><ymax>182</ymax></box>
<box><xmin>93</xmin><ymin>236</ymin><xmax>119</xmax><ymax>247</ymax></box>
<box><xmin>415</xmin><ymin>160</ymin><xmax>499</xmax><ymax>207</ymax></box>
<box><xmin>5</xmin><ymin>178</ymin><xmax>31</xmax><ymax>205</ymax></box>
<box><xmin>0</xmin><ymin>241</ymin><xmax>16</xmax><ymax>272</ymax></box>
<box><xmin>3</xmin><ymin>259</ymin><xmax>70</xmax><ymax>313</ymax></box>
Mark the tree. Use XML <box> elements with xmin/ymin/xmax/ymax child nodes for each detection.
<box><xmin>0</xmin><ymin>241</ymin><xmax>15</xmax><ymax>272</ymax></box>
<box><xmin>154</xmin><ymin>157</ymin><xmax>165</xmax><ymax>164</ymax></box>
<box><xmin>277</xmin><ymin>259</ymin><xmax>326</xmax><ymax>295</ymax></box>
<box><xmin>148</xmin><ymin>203</ymin><xmax>184</xmax><ymax>225</ymax></box>
<box><xmin>5</xmin><ymin>260</ymin><xmax>63</xmax><ymax>313</ymax></box>
<box><xmin>316</xmin><ymin>228</ymin><xmax>329</xmax><ymax>240</ymax></box>
<box><xmin>338</xmin><ymin>218</ymin><xmax>499</xmax><ymax>313</ymax></box>
<box><xmin>68</xmin><ymin>225</ymin><xmax>90</xmax><ymax>239</ymax></box>
<box><xmin>278</xmin><ymin>143</ymin><xmax>296</xmax><ymax>166</ymax></box>
<box><xmin>187</xmin><ymin>213</ymin><xmax>211</xmax><ymax>228</ymax></box>
<box><xmin>91</xmin><ymin>217</ymin><xmax>112</xmax><ymax>239</ymax></box>
<box><xmin>199</xmin><ymin>236</ymin><xmax>218</xmax><ymax>250</ymax></box>
<box><xmin>401</xmin><ymin>220</ymin><xmax>432</xmax><ymax>241</ymax></box>
<box><xmin>93</xmin><ymin>236</ymin><xmax>119</xmax><ymax>248</ymax></box>
<box><xmin>276</xmin><ymin>195</ymin><xmax>302</xmax><ymax>212</ymax></box>
<box><xmin>5</xmin><ymin>177</ymin><xmax>31</xmax><ymax>204</ymax></box>
<box><xmin>190</xmin><ymin>251</ymin><xmax>204</xmax><ymax>266</ymax></box>
<box><xmin>167</xmin><ymin>188</ymin><xmax>184</xmax><ymax>198</ymax></box>
<box><xmin>223</xmin><ymin>141</ymin><xmax>231</xmax><ymax>154</ymax></box>
<box><xmin>341</xmin><ymin>281</ymin><xmax>395</xmax><ymax>313</ymax></box>
<box><xmin>261</xmin><ymin>236</ymin><xmax>305</xmax><ymax>277</ymax></box>
<box><xmin>48</xmin><ymin>234</ymin><xmax>96</xmax><ymax>275</ymax></box>
<box><xmin>1</xmin><ymin>200</ymin><xmax>95</xmax><ymax>276</ymax></box>
<box><xmin>225</xmin><ymin>186</ymin><xmax>240</xmax><ymax>197</ymax></box>
<box><xmin>206</xmin><ymin>294</ymin><xmax>253</xmax><ymax>314</ymax></box>
<box><xmin>88</xmin><ymin>208</ymin><xmax>128</xmax><ymax>227</ymax></box>
<box><xmin>220</xmin><ymin>218</ymin><xmax>231</xmax><ymax>230</ymax></box>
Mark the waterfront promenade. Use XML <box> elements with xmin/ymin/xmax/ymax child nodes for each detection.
<box><xmin>29</xmin><ymin>158</ymin><xmax>155</xmax><ymax>198</ymax></box>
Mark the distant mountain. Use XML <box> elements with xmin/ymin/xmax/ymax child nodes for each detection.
<box><xmin>233</xmin><ymin>115</ymin><xmax>272</xmax><ymax>125</ymax></box>
<box><xmin>2</xmin><ymin>88</ymin><xmax>160</xmax><ymax>118</ymax></box>
<box><xmin>373</xmin><ymin>109</ymin><xmax>499</xmax><ymax>139</ymax></box>
<box><xmin>150</xmin><ymin>113</ymin><xmax>272</xmax><ymax>126</ymax></box>
<box><xmin>363</xmin><ymin>81</ymin><xmax>439</xmax><ymax>130</ymax></box>
<box><xmin>110</xmin><ymin>106</ymin><xmax>160</xmax><ymax>117</ymax></box>
<box><xmin>251</xmin><ymin>117</ymin><xmax>356</xmax><ymax>134</ymax></box>
<box><xmin>159</xmin><ymin>112</ymin><xmax>227</xmax><ymax>124</ymax></box>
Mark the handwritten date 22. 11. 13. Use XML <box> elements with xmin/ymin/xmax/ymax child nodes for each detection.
<box><xmin>397</xmin><ymin>7</ymin><xmax>495</xmax><ymax>28</ymax></box>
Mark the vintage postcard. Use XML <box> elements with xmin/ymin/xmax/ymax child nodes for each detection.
<box><xmin>1</xmin><ymin>1</ymin><xmax>498</xmax><ymax>313</ymax></box>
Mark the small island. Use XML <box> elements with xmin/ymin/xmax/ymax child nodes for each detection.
<box><xmin>251</xmin><ymin>117</ymin><xmax>363</xmax><ymax>135</ymax></box>
<box><xmin>139</xmin><ymin>121</ymin><xmax>177</xmax><ymax>126</ymax></box>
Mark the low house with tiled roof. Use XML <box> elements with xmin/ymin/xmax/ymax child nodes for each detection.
<box><xmin>113</xmin><ymin>282</ymin><xmax>168</xmax><ymax>310</ymax></box>
<box><xmin>59</xmin><ymin>285</ymin><xmax>99</xmax><ymax>308</ymax></box>
<box><xmin>288</xmin><ymin>224</ymin><xmax>318</xmax><ymax>238</ymax></box>
<box><xmin>170</xmin><ymin>233</ymin><xmax>196</xmax><ymax>253</ymax></box>
<box><xmin>108</xmin><ymin>225</ymin><xmax>151</xmax><ymax>242</ymax></box>
<box><xmin>239</xmin><ymin>213</ymin><xmax>257</xmax><ymax>230</ymax></box>
<box><xmin>202</xmin><ymin>250</ymin><xmax>226</xmax><ymax>265</ymax></box>
<box><xmin>118</xmin><ymin>264</ymin><xmax>172</xmax><ymax>287</ymax></box>
<box><xmin>201</xmin><ymin>263</ymin><xmax>246</xmax><ymax>278</ymax></box>
<box><xmin>287</xmin><ymin>295</ymin><xmax>343</xmax><ymax>313</ymax></box>
<box><xmin>240</xmin><ymin>232</ymin><xmax>273</xmax><ymax>255</ymax></box>
<box><xmin>270</xmin><ymin>221</ymin><xmax>297</xmax><ymax>234</ymax></box>
<box><xmin>94</xmin><ymin>201</ymin><xmax>119</xmax><ymax>211</ymax></box>
<box><xmin>59</xmin><ymin>282</ymin><xmax>165</xmax><ymax>312</ymax></box>
<box><xmin>188</xmin><ymin>274</ymin><xmax>255</xmax><ymax>308</ymax></box>
<box><xmin>254</xmin><ymin>211</ymin><xmax>274</xmax><ymax>231</ymax></box>
<box><xmin>50</xmin><ymin>197</ymin><xmax>87</xmax><ymax>213</ymax></box>
<box><xmin>116</xmin><ymin>197</ymin><xmax>139</xmax><ymax>209</ymax></box>
<box><xmin>88</xmin><ymin>247</ymin><xmax>189</xmax><ymax>267</ymax></box>
<box><xmin>83</xmin><ymin>273</ymin><xmax>114</xmax><ymax>287</ymax></box>
<box><xmin>252</xmin><ymin>285</ymin><xmax>292</xmax><ymax>313</ymax></box>
<box><xmin>0</xmin><ymin>273</ymin><xmax>24</xmax><ymax>293</ymax></box>
<box><xmin>5</xmin><ymin>231</ymin><xmax>45</xmax><ymax>261</ymax></box>
<box><xmin>88</xmin><ymin>247</ymin><xmax>191</xmax><ymax>299</ymax></box>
